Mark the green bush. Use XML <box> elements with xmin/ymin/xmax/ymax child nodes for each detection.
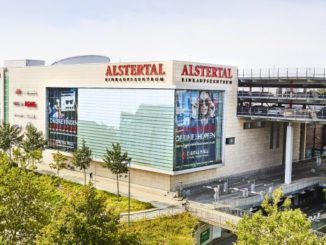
<box><xmin>121</xmin><ymin>213</ymin><xmax>199</xmax><ymax>245</ymax></box>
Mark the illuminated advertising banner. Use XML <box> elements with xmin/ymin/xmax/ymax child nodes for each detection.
<box><xmin>47</xmin><ymin>88</ymin><xmax>78</xmax><ymax>151</ymax></box>
<box><xmin>175</xmin><ymin>90</ymin><xmax>223</xmax><ymax>170</ymax></box>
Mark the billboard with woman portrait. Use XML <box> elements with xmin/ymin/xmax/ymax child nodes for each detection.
<box><xmin>175</xmin><ymin>90</ymin><xmax>223</xmax><ymax>170</ymax></box>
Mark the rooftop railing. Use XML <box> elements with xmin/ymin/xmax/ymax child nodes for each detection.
<box><xmin>239</xmin><ymin>68</ymin><xmax>326</xmax><ymax>79</ymax></box>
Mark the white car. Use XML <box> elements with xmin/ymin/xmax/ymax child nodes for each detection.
<box><xmin>267</xmin><ymin>107</ymin><xmax>284</xmax><ymax>117</ymax></box>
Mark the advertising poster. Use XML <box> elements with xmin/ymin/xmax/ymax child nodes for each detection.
<box><xmin>175</xmin><ymin>90</ymin><xmax>220</xmax><ymax>170</ymax></box>
<box><xmin>47</xmin><ymin>88</ymin><xmax>78</xmax><ymax>151</ymax></box>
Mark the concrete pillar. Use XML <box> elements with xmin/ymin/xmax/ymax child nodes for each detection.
<box><xmin>285</xmin><ymin>122</ymin><xmax>293</xmax><ymax>184</ymax></box>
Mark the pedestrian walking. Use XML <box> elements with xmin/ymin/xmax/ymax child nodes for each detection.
<box><xmin>89</xmin><ymin>172</ymin><xmax>93</xmax><ymax>181</ymax></box>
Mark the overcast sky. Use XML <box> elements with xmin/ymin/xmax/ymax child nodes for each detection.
<box><xmin>1</xmin><ymin>0</ymin><xmax>325</xmax><ymax>69</ymax></box>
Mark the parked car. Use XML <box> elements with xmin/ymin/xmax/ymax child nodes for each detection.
<box><xmin>267</xmin><ymin>107</ymin><xmax>284</xmax><ymax>117</ymax></box>
<box><xmin>237</xmin><ymin>105</ymin><xmax>250</xmax><ymax>114</ymax></box>
<box><xmin>318</xmin><ymin>92</ymin><xmax>326</xmax><ymax>99</ymax></box>
<box><xmin>251</xmin><ymin>106</ymin><xmax>268</xmax><ymax>115</ymax></box>
<box><xmin>317</xmin><ymin>107</ymin><xmax>326</xmax><ymax>119</ymax></box>
<box><xmin>261</xmin><ymin>92</ymin><xmax>274</xmax><ymax>97</ymax></box>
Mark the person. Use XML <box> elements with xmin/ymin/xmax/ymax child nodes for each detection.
<box><xmin>188</xmin><ymin>91</ymin><xmax>217</xmax><ymax>164</ymax></box>
<box><xmin>89</xmin><ymin>172</ymin><xmax>93</xmax><ymax>181</ymax></box>
<box><xmin>198</xmin><ymin>91</ymin><xmax>215</xmax><ymax>124</ymax></box>
<box><xmin>176</xmin><ymin>90</ymin><xmax>218</xmax><ymax>167</ymax></box>
<box><xmin>190</xmin><ymin>91</ymin><xmax>216</xmax><ymax>126</ymax></box>
<box><xmin>51</xmin><ymin>99</ymin><xmax>65</xmax><ymax>119</ymax></box>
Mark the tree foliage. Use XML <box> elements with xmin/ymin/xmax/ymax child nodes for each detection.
<box><xmin>0</xmin><ymin>152</ymin><xmax>148</xmax><ymax>245</ymax></box>
<box><xmin>235</xmin><ymin>188</ymin><xmax>326</xmax><ymax>245</ymax></box>
<box><xmin>0</xmin><ymin>164</ymin><xmax>56</xmax><ymax>244</ymax></box>
<box><xmin>21</xmin><ymin>123</ymin><xmax>46</xmax><ymax>153</ymax></box>
<box><xmin>12</xmin><ymin>147</ymin><xmax>43</xmax><ymax>170</ymax></box>
<box><xmin>36</xmin><ymin>184</ymin><xmax>140</xmax><ymax>245</ymax></box>
<box><xmin>0</xmin><ymin>122</ymin><xmax>23</xmax><ymax>160</ymax></box>
<box><xmin>21</xmin><ymin>123</ymin><xmax>47</xmax><ymax>168</ymax></box>
<box><xmin>103</xmin><ymin>143</ymin><xmax>130</xmax><ymax>201</ymax></box>
<box><xmin>72</xmin><ymin>139</ymin><xmax>92</xmax><ymax>185</ymax></box>
<box><xmin>49</xmin><ymin>151</ymin><xmax>68</xmax><ymax>176</ymax></box>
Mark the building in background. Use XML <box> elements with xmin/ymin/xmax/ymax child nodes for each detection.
<box><xmin>2</xmin><ymin>57</ymin><xmax>324</xmax><ymax>191</ymax></box>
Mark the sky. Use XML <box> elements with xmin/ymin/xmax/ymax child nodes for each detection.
<box><xmin>1</xmin><ymin>0</ymin><xmax>326</xmax><ymax>70</ymax></box>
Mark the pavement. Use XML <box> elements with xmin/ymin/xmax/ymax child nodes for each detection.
<box><xmin>36</xmin><ymin>158</ymin><xmax>326</xmax><ymax>211</ymax></box>
<box><xmin>186</xmin><ymin>159</ymin><xmax>326</xmax><ymax>209</ymax></box>
<box><xmin>36</xmin><ymin>161</ymin><xmax>182</xmax><ymax>208</ymax></box>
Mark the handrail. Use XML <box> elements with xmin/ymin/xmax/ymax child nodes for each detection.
<box><xmin>239</xmin><ymin>68</ymin><xmax>326</xmax><ymax>80</ymax></box>
<box><xmin>237</xmin><ymin>106</ymin><xmax>326</xmax><ymax>120</ymax></box>
<box><xmin>238</xmin><ymin>91</ymin><xmax>326</xmax><ymax>100</ymax></box>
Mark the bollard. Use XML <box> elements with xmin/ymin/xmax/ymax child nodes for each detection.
<box><xmin>250</xmin><ymin>183</ymin><xmax>255</xmax><ymax>193</ymax></box>
<box><xmin>223</xmin><ymin>181</ymin><xmax>228</xmax><ymax>193</ymax></box>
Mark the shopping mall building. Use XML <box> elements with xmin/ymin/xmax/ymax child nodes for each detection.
<box><xmin>1</xmin><ymin>56</ymin><xmax>325</xmax><ymax>191</ymax></box>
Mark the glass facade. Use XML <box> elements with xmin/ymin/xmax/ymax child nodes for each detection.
<box><xmin>47</xmin><ymin>88</ymin><xmax>78</xmax><ymax>151</ymax></box>
<box><xmin>174</xmin><ymin>90</ymin><xmax>223</xmax><ymax>170</ymax></box>
<box><xmin>78</xmin><ymin>89</ymin><xmax>175</xmax><ymax>171</ymax></box>
<box><xmin>45</xmin><ymin>88</ymin><xmax>224</xmax><ymax>172</ymax></box>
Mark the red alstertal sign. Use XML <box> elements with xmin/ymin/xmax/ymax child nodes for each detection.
<box><xmin>181</xmin><ymin>64</ymin><xmax>233</xmax><ymax>79</ymax></box>
<box><xmin>106</xmin><ymin>64</ymin><xmax>165</xmax><ymax>76</ymax></box>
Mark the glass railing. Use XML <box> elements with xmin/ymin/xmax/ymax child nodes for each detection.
<box><xmin>238</xmin><ymin>91</ymin><xmax>326</xmax><ymax>100</ymax></box>
<box><xmin>237</xmin><ymin>106</ymin><xmax>326</xmax><ymax>120</ymax></box>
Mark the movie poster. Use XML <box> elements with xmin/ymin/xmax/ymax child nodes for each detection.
<box><xmin>47</xmin><ymin>88</ymin><xmax>78</xmax><ymax>151</ymax></box>
<box><xmin>175</xmin><ymin>90</ymin><xmax>221</xmax><ymax>170</ymax></box>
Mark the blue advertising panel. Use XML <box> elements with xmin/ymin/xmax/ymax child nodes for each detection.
<box><xmin>175</xmin><ymin>90</ymin><xmax>223</xmax><ymax>170</ymax></box>
<box><xmin>47</xmin><ymin>88</ymin><xmax>78</xmax><ymax>151</ymax></box>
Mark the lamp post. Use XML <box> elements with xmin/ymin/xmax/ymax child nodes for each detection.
<box><xmin>128</xmin><ymin>158</ymin><xmax>131</xmax><ymax>227</ymax></box>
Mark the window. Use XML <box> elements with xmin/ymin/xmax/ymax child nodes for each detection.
<box><xmin>226</xmin><ymin>137</ymin><xmax>235</xmax><ymax>145</ymax></box>
<box><xmin>244</xmin><ymin>121</ymin><xmax>265</xmax><ymax>129</ymax></box>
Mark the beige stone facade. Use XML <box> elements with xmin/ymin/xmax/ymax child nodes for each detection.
<box><xmin>5</xmin><ymin>60</ymin><xmax>301</xmax><ymax>191</ymax></box>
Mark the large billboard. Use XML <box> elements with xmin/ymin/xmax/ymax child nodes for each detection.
<box><xmin>47</xmin><ymin>88</ymin><xmax>78</xmax><ymax>151</ymax></box>
<box><xmin>175</xmin><ymin>90</ymin><xmax>223</xmax><ymax>170</ymax></box>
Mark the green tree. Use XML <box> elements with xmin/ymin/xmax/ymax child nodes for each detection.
<box><xmin>0</xmin><ymin>166</ymin><xmax>56</xmax><ymax>244</ymax></box>
<box><xmin>72</xmin><ymin>139</ymin><xmax>92</xmax><ymax>185</ymax></box>
<box><xmin>102</xmin><ymin>143</ymin><xmax>130</xmax><ymax>201</ymax></box>
<box><xmin>21</xmin><ymin>123</ymin><xmax>47</xmax><ymax>169</ymax></box>
<box><xmin>12</xmin><ymin>147</ymin><xmax>43</xmax><ymax>170</ymax></box>
<box><xmin>49</xmin><ymin>151</ymin><xmax>68</xmax><ymax>176</ymax></box>
<box><xmin>36</xmin><ymin>184</ymin><xmax>140</xmax><ymax>245</ymax></box>
<box><xmin>0</xmin><ymin>122</ymin><xmax>23</xmax><ymax>160</ymax></box>
<box><xmin>12</xmin><ymin>147</ymin><xmax>27</xmax><ymax>168</ymax></box>
<box><xmin>235</xmin><ymin>188</ymin><xmax>326</xmax><ymax>245</ymax></box>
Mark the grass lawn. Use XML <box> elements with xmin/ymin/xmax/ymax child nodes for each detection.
<box><xmin>49</xmin><ymin>175</ymin><xmax>154</xmax><ymax>213</ymax></box>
